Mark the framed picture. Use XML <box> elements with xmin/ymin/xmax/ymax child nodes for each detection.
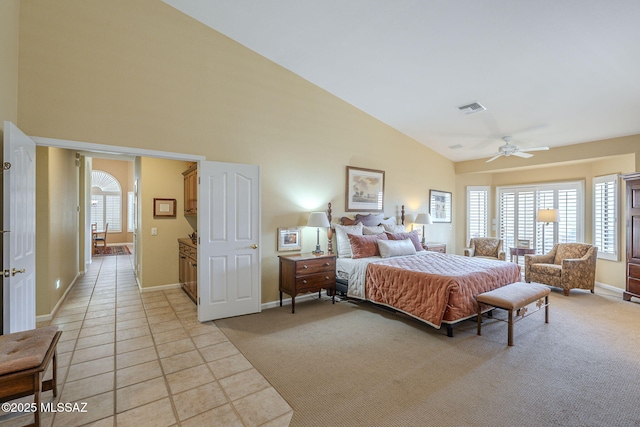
<box><xmin>517</xmin><ymin>239</ymin><xmax>531</xmax><ymax>249</ymax></box>
<box><xmin>429</xmin><ymin>190</ymin><xmax>452</xmax><ymax>223</ymax></box>
<box><xmin>153</xmin><ymin>198</ymin><xmax>176</xmax><ymax>218</ymax></box>
<box><xmin>345</xmin><ymin>166</ymin><xmax>385</xmax><ymax>212</ymax></box>
<box><xmin>277</xmin><ymin>227</ymin><xmax>302</xmax><ymax>251</ymax></box>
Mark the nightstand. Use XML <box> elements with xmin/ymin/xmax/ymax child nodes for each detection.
<box><xmin>278</xmin><ymin>253</ymin><xmax>336</xmax><ymax>313</ymax></box>
<box><xmin>424</xmin><ymin>243</ymin><xmax>446</xmax><ymax>253</ymax></box>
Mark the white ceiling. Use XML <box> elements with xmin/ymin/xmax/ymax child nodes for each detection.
<box><xmin>162</xmin><ymin>0</ymin><xmax>640</xmax><ymax>162</ymax></box>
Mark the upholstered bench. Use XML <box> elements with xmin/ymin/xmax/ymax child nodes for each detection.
<box><xmin>0</xmin><ymin>326</ymin><xmax>61</xmax><ymax>427</ymax></box>
<box><xmin>476</xmin><ymin>282</ymin><xmax>550</xmax><ymax>346</ymax></box>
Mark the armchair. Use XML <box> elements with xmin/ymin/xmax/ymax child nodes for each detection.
<box><xmin>525</xmin><ymin>243</ymin><xmax>597</xmax><ymax>296</ymax></box>
<box><xmin>464</xmin><ymin>237</ymin><xmax>506</xmax><ymax>261</ymax></box>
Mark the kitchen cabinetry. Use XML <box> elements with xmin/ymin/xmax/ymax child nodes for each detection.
<box><xmin>178</xmin><ymin>238</ymin><xmax>197</xmax><ymax>303</ymax></box>
<box><xmin>183</xmin><ymin>164</ymin><xmax>197</xmax><ymax>216</ymax></box>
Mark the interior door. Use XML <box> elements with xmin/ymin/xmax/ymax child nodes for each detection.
<box><xmin>198</xmin><ymin>161</ymin><xmax>261</xmax><ymax>321</ymax></box>
<box><xmin>2</xmin><ymin>122</ymin><xmax>37</xmax><ymax>333</ymax></box>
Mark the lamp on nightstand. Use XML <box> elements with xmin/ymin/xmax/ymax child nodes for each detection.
<box><xmin>307</xmin><ymin>212</ymin><xmax>330</xmax><ymax>255</ymax></box>
<box><xmin>414</xmin><ymin>213</ymin><xmax>433</xmax><ymax>246</ymax></box>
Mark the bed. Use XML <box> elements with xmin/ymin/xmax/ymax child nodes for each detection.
<box><xmin>327</xmin><ymin>204</ymin><xmax>522</xmax><ymax>337</ymax></box>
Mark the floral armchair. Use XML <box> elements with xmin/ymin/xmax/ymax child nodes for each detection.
<box><xmin>524</xmin><ymin>243</ymin><xmax>597</xmax><ymax>296</ymax></box>
<box><xmin>464</xmin><ymin>238</ymin><xmax>506</xmax><ymax>261</ymax></box>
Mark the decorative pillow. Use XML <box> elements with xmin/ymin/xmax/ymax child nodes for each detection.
<box><xmin>363</xmin><ymin>225</ymin><xmax>385</xmax><ymax>235</ymax></box>
<box><xmin>379</xmin><ymin>216</ymin><xmax>397</xmax><ymax>226</ymax></box>
<box><xmin>334</xmin><ymin>223</ymin><xmax>364</xmax><ymax>258</ymax></box>
<box><xmin>348</xmin><ymin>233</ymin><xmax>388</xmax><ymax>259</ymax></box>
<box><xmin>385</xmin><ymin>230</ymin><xmax>424</xmax><ymax>252</ymax></box>
<box><xmin>355</xmin><ymin>213</ymin><xmax>385</xmax><ymax>226</ymax></box>
<box><xmin>383</xmin><ymin>224</ymin><xmax>407</xmax><ymax>233</ymax></box>
<box><xmin>378</xmin><ymin>239</ymin><xmax>417</xmax><ymax>258</ymax></box>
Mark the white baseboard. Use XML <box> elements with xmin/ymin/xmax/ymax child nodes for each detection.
<box><xmin>261</xmin><ymin>290</ymin><xmax>330</xmax><ymax>310</ymax></box>
<box><xmin>36</xmin><ymin>272</ymin><xmax>82</xmax><ymax>322</ymax></box>
<box><xmin>138</xmin><ymin>282</ymin><xmax>181</xmax><ymax>293</ymax></box>
<box><xmin>595</xmin><ymin>281</ymin><xmax>624</xmax><ymax>294</ymax></box>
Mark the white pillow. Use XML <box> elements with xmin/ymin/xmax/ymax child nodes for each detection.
<box><xmin>379</xmin><ymin>216</ymin><xmax>397</xmax><ymax>226</ymax></box>
<box><xmin>363</xmin><ymin>225</ymin><xmax>385</xmax><ymax>235</ymax></box>
<box><xmin>383</xmin><ymin>223</ymin><xmax>407</xmax><ymax>233</ymax></box>
<box><xmin>334</xmin><ymin>223</ymin><xmax>363</xmax><ymax>258</ymax></box>
<box><xmin>378</xmin><ymin>238</ymin><xmax>417</xmax><ymax>258</ymax></box>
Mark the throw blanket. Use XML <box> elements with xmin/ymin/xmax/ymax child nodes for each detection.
<box><xmin>348</xmin><ymin>252</ymin><xmax>521</xmax><ymax>328</ymax></box>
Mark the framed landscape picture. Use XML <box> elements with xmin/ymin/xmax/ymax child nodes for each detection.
<box><xmin>277</xmin><ymin>227</ymin><xmax>302</xmax><ymax>251</ymax></box>
<box><xmin>429</xmin><ymin>190</ymin><xmax>452</xmax><ymax>223</ymax></box>
<box><xmin>346</xmin><ymin>166</ymin><xmax>385</xmax><ymax>212</ymax></box>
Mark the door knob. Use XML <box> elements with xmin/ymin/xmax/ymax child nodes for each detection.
<box><xmin>3</xmin><ymin>268</ymin><xmax>25</xmax><ymax>278</ymax></box>
<box><xmin>250</xmin><ymin>244</ymin><xmax>258</xmax><ymax>249</ymax></box>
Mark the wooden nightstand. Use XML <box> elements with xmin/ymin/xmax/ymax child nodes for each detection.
<box><xmin>278</xmin><ymin>253</ymin><xmax>336</xmax><ymax>313</ymax></box>
<box><xmin>424</xmin><ymin>243</ymin><xmax>446</xmax><ymax>253</ymax></box>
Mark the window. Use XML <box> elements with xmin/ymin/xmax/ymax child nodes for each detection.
<box><xmin>91</xmin><ymin>170</ymin><xmax>122</xmax><ymax>232</ymax></box>
<box><xmin>467</xmin><ymin>186</ymin><xmax>489</xmax><ymax>243</ymax></box>
<box><xmin>498</xmin><ymin>181</ymin><xmax>584</xmax><ymax>254</ymax></box>
<box><xmin>593</xmin><ymin>174</ymin><xmax>619</xmax><ymax>261</ymax></box>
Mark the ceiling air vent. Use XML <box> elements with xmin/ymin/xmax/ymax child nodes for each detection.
<box><xmin>457</xmin><ymin>102</ymin><xmax>486</xmax><ymax>115</ymax></box>
<box><xmin>449</xmin><ymin>144</ymin><xmax>463</xmax><ymax>150</ymax></box>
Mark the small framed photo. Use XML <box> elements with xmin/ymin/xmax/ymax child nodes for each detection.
<box><xmin>277</xmin><ymin>227</ymin><xmax>302</xmax><ymax>251</ymax></box>
<box><xmin>346</xmin><ymin>166</ymin><xmax>385</xmax><ymax>212</ymax></box>
<box><xmin>517</xmin><ymin>239</ymin><xmax>531</xmax><ymax>249</ymax></box>
<box><xmin>153</xmin><ymin>198</ymin><xmax>176</xmax><ymax>218</ymax></box>
<box><xmin>429</xmin><ymin>190</ymin><xmax>452</xmax><ymax>223</ymax></box>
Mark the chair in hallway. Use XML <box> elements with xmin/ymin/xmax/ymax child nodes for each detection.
<box><xmin>93</xmin><ymin>223</ymin><xmax>109</xmax><ymax>255</ymax></box>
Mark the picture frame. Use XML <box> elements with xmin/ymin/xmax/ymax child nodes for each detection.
<box><xmin>345</xmin><ymin>166</ymin><xmax>385</xmax><ymax>212</ymax></box>
<box><xmin>429</xmin><ymin>190</ymin><xmax>452</xmax><ymax>223</ymax></box>
<box><xmin>517</xmin><ymin>239</ymin><xmax>531</xmax><ymax>249</ymax></box>
<box><xmin>153</xmin><ymin>198</ymin><xmax>176</xmax><ymax>218</ymax></box>
<box><xmin>277</xmin><ymin>227</ymin><xmax>302</xmax><ymax>251</ymax></box>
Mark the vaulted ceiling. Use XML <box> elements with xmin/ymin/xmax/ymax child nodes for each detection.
<box><xmin>162</xmin><ymin>0</ymin><xmax>640</xmax><ymax>162</ymax></box>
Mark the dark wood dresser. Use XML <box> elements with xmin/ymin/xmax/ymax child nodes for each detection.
<box><xmin>623</xmin><ymin>173</ymin><xmax>640</xmax><ymax>301</ymax></box>
<box><xmin>278</xmin><ymin>253</ymin><xmax>336</xmax><ymax>313</ymax></box>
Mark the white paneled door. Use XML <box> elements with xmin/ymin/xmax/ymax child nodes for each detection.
<box><xmin>197</xmin><ymin>161</ymin><xmax>261</xmax><ymax>321</ymax></box>
<box><xmin>3</xmin><ymin>122</ymin><xmax>37</xmax><ymax>333</ymax></box>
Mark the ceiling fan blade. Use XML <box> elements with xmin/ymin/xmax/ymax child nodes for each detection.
<box><xmin>486</xmin><ymin>153</ymin><xmax>504</xmax><ymax>163</ymax></box>
<box><xmin>512</xmin><ymin>151</ymin><xmax>533</xmax><ymax>158</ymax></box>
<box><xmin>521</xmin><ymin>146</ymin><xmax>549</xmax><ymax>152</ymax></box>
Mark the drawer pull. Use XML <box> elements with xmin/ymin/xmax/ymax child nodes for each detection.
<box><xmin>302</xmin><ymin>279</ymin><xmax>307</xmax><ymax>284</ymax></box>
<box><xmin>325</xmin><ymin>276</ymin><xmax>329</xmax><ymax>280</ymax></box>
<box><xmin>303</xmin><ymin>265</ymin><xmax>308</xmax><ymax>269</ymax></box>
<box><xmin>324</xmin><ymin>262</ymin><xmax>330</xmax><ymax>266</ymax></box>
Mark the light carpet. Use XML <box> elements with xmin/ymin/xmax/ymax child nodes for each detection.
<box><xmin>216</xmin><ymin>287</ymin><xmax>640</xmax><ymax>427</ymax></box>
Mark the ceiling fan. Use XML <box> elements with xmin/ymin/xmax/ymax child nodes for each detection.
<box><xmin>485</xmin><ymin>136</ymin><xmax>549</xmax><ymax>162</ymax></box>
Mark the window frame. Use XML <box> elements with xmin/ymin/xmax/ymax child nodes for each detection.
<box><xmin>91</xmin><ymin>170</ymin><xmax>122</xmax><ymax>233</ymax></box>
<box><xmin>593</xmin><ymin>173</ymin><xmax>619</xmax><ymax>261</ymax></box>
<box><xmin>466</xmin><ymin>186</ymin><xmax>490</xmax><ymax>244</ymax></box>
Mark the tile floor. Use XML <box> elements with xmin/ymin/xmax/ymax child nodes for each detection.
<box><xmin>0</xmin><ymin>252</ymin><xmax>292</xmax><ymax>427</ymax></box>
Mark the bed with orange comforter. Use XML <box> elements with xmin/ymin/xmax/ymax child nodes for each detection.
<box><xmin>345</xmin><ymin>251</ymin><xmax>521</xmax><ymax>336</ymax></box>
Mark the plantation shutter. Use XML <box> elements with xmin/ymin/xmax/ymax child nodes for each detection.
<box><xmin>594</xmin><ymin>174</ymin><xmax>618</xmax><ymax>260</ymax></box>
<box><xmin>467</xmin><ymin>186</ymin><xmax>489</xmax><ymax>242</ymax></box>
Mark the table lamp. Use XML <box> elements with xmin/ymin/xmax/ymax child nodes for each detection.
<box><xmin>414</xmin><ymin>213</ymin><xmax>433</xmax><ymax>246</ymax></box>
<box><xmin>307</xmin><ymin>212</ymin><xmax>330</xmax><ymax>255</ymax></box>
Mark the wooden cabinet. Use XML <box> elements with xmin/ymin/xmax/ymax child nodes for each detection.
<box><xmin>623</xmin><ymin>173</ymin><xmax>640</xmax><ymax>301</ymax></box>
<box><xmin>278</xmin><ymin>253</ymin><xmax>336</xmax><ymax>313</ymax></box>
<box><xmin>178</xmin><ymin>238</ymin><xmax>197</xmax><ymax>303</ymax></box>
<box><xmin>425</xmin><ymin>243</ymin><xmax>446</xmax><ymax>253</ymax></box>
<box><xmin>183</xmin><ymin>164</ymin><xmax>197</xmax><ymax>216</ymax></box>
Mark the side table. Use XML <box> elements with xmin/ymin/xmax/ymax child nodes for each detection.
<box><xmin>510</xmin><ymin>247</ymin><xmax>535</xmax><ymax>264</ymax></box>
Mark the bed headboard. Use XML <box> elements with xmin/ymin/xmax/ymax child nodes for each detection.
<box><xmin>326</xmin><ymin>203</ymin><xmax>405</xmax><ymax>254</ymax></box>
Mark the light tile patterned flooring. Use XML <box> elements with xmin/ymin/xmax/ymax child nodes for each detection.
<box><xmin>0</xmin><ymin>253</ymin><xmax>292</xmax><ymax>427</ymax></box>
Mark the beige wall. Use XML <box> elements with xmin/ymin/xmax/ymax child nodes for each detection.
<box><xmin>91</xmin><ymin>158</ymin><xmax>134</xmax><ymax>244</ymax></box>
<box><xmin>456</xmin><ymin>153</ymin><xmax>636</xmax><ymax>290</ymax></box>
<box><xmin>36</xmin><ymin>147</ymin><xmax>79</xmax><ymax>316</ymax></box>
<box><xmin>138</xmin><ymin>158</ymin><xmax>195</xmax><ymax>289</ymax></box>
<box><xmin>0</xmin><ymin>0</ymin><xmax>19</xmax><ymax>129</ymax></box>
<box><xmin>16</xmin><ymin>0</ymin><xmax>454</xmax><ymax>304</ymax></box>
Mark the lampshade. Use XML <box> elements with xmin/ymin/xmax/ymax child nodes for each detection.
<box><xmin>414</xmin><ymin>213</ymin><xmax>433</xmax><ymax>225</ymax></box>
<box><xmin>307</xmin><ymin>212</ymin><xmax>330</xmax><ymax>228</ymax></box>
<box><xmin>536</xmin><ymin>209</ymin><xmax>560</xmax><ymax>223</ymax></box>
